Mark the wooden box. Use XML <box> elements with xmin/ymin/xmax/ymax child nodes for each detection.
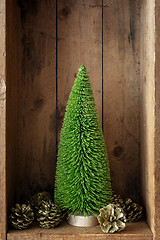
<box><xmin>0</xmin><ymin>0</ymin><xmax>160</xmax><ymax>239</ymax></box>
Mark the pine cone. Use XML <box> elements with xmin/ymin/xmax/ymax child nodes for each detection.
<box><xmin>36</xmin><ymin>199</ymin><xmax>62</xmax><ymax>228</ymax></box>
<box><xmin>125</xmin><ymin>198</ymin><xmax>143</xmax><ymax>222</ymax></box>
<box><xmin>97</xmin><ymin>204</ymin><xmax>126</xmax><ymax>233</ymax></box>
<box><xmin>29</xmin><ymin>191</ymin><xmax>52</xmax><ymax>211</ymax></box>
<box><xmin>9</xmin><ymin>204</ymin><xmax>34</xmax><ymax>230</ymax></box>
<box><xmin>112</xmin><ymin>193</ymin><xmax>143</xmax><ymax>222</ymax></box>
<box><xmin>112</xmin><ymin>193</ymin><xmax>126</xmax><ymax>212</ymax></box>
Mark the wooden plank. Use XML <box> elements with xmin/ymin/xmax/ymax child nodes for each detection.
<box><xmin>6</xmin><ymin>0</ymin><xmax>18</xmax><ymax>214</ymax></box>
<box><xmin>16</xmin><ymin>0</ymin><xmax>56</xmax><ymax>202</ymax></box>
<box><xmin>140</xmin><ymin>2</ymin><xmax>160</xmax><ymax>240</ymax></box>
<box><xmin>154</xmin><ymin>1</ymin><xmax>160</xmax><ymax>240</ymax></box>
<box><xmin>7</xmin><ymin>235</ymin><xmax>40</xmax><ymax>240</ymax></box>
<box><xmin>7</xmin><ymin>221</ymin><xmax>153</xmax><ymax>240</ymax></box>
<box><xmin>140</xmin><ymin>0</ymin><xmax>156</xmax><ymax>237</ymax></box>
<box><xmin>57</xmin><ymin>0</ymin><xmax>102</xmax><ymax>141</ymax></box>
<box><xmin>103</xmin><ymin>0</ymin><xmax>140</xmax><ymax>201</ymax></box>
<box><xmin>0</xmin><ymin>0</ymin><xmax>6</xmax><ymax>239</ymax></box>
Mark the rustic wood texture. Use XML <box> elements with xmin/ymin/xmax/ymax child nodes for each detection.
<box><xmin>16</xmin><ymin>0</ymin><xmax>56</xmax><ymax>202</ymax></box>
<box><xmin>154</xmin><ymin>1</ymin><xmax>160</xmax><ymax>239</ymax></box>
<box><xmin>2</xmin><ymin>0</ymin><xmax>160</xmax><ymax>239</ymax></box>
<box><xmin>140</xmin><ymin>0</ymin><xmax>155</xmax><ymax>236</ymax></box>
<box><xmin>0</xmin><ymin>0</ymin><xmax>6</xmax><ymax>239</ymax></box>
<box><xmin>6</xmin><ymin>0</ymin><xmax>18</xmax><ymax>213</ymax></box>
<box><xmin>103</xmin><ymin>0</ymin><xmax>140</xmax><ymax>201</ymax></box>
<box><xmin>140</xmin><ymin>1</ymin><xmax>160</xmax><ymax>240</ymax></box>
<box><xmin>7</xmin><ymin>221</ymin><xmax>152</xmax><ymax>240</ymax></box>
<box><xmin>57</xmin><ymin>0</ymin><xmax>102</xmax><ymax>141</ymax></box>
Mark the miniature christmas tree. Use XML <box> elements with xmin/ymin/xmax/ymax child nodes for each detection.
<box><xmin>54</xmin><ymin>65</ymin><xmax>112</xmax><ymax>216</ymax></box>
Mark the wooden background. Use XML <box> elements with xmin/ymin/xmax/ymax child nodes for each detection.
<box><xmin>7</xmin><ymin>0</ymin><xmax>141</xmax><ymax>205</ymax></box>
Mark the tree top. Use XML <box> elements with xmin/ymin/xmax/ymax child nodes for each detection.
<box><xmin>78</xmin><ymin>64</ymin><xmax>87</xmax><ymax>71</ymax></box>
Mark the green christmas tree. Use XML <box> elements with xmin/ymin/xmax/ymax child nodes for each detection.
<box><xmin>54</xmin><ymin>65</ymin><xmax>112</xmax><ymax>216</ymax></box>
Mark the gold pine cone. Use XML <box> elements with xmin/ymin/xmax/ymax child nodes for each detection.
<box><xmin>97</xmin><ymin>204</ymin><xmax>126</xmax><ymax>233</ymax></box>
<box><xmin>36</xmin><ymin>199</ymin><xmax>62</xmax><ymax>228</ymax></box>
<box><xmin>9</xmin><ymin>204</ymin><xmax>34</xmax><ymax>230</ymax></box>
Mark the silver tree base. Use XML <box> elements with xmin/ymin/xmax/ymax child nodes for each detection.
<box><xmin>68</xmin><ymin>214</ymin><xmax>99</xmax><ymax>227</ymax></box>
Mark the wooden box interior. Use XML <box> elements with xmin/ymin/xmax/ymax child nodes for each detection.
<box><xmin>6</xmin><ymin>0</ymin><xmax>155</xmax><ymax>239</ymax></box>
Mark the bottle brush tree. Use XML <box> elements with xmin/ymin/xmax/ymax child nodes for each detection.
<box><xmin>54</xmin><ymin>65</ymin><xmax>112</xmax><ymax>216</ymax></box>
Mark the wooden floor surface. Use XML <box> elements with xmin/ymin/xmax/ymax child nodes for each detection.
<box><xmin>7</xmin><ymin>221</ymin><xmax>153</xmax><ymax>240</ymax></box>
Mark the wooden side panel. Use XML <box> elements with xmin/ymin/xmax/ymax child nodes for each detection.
<box><xmin>140</xmin><ymin>0</ymin><xmax>155</xmax><ymax>236</ymax></box>
<box><xmin>16</xmin><ymin>0</ymin><xmax>56</xmax><ymax>202</ymax></box>
<box><xmin>154</xmin><ymin>1</ymin><xmax>160</xmax><ymax>239</ymax></box>
<box><xmin>0</xmin><ymin>0</ymin><xmax>6</xmax><ymax>239</ymax></box>
<box><xmin>140</xmin><ymin>1</ymin><xmax>160</xmax><ymax>240</ymax></box>
<box><xmin>103</xmin><ymin>0</ymin><xmax>140</xmax><ymax>201</ymax></box>
<box><xmin>57</xmin><ymin>0</ymin><xmax>102</xmax><ymax>139</ymax></box>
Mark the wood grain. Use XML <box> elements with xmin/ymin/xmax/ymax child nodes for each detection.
<box><xmin>154</xmin><ymin>1</ymin><xmax>160</xmax><ymax>239</ymax></box>
<box><xmin>103</xmin><ymin>0</ymin><xmax>140</xmax><ymax>201</ymax></box>
<box><xmin>140</xmin><ymin>1</ymin><xmax>160</xmax><ymax>240</ymax></box>
<box><xmin>6</xmin><ymin>0</ymin><xmax>18</xmax><ymax>215</ymax></box>
<box><xmin>0</xmin><ymin>0</ymin><xmax>6</xmax><ymax>239</ymax></box>
<box><xmin>140</xmin><ymin>0</ymin><xmax>155</xmax><ymax>236</ymax></box>
<box><xmin>2</xmin><ymin>1</ymin><xmax>160</xmax><ymax>239</ymax></box>
<box><xmin>7</xmin><ymin>221</ymin><xmax>152</xmax><ymax>240</ymax></box>
<box><xmin>57</xmin><ymin>0</ymin><xmax>103</xmax><ymax>141</ymax></box>
<box><xmin>16</xmin><ymin>0</ymin><xmax>56</xmax><ymax>202</ymax></box>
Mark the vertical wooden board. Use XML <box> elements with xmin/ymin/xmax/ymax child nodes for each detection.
<box><xmin>6</xmin><ymin>0</ymin><xmax>18</xmax><ymax>213</ymax></box>
<box><xmin>57</xmin><ymin>0</ymin><xmax>102</xmax><ymax>140</ymax></box>
<box><xmin>103</xmin><ymin>0</ymin><xmax>140</xmax><ymax>201</ymax></box>
<box><xmin>140</xmin><ymin>0</ymin><xmax>146</xmax><ymax>224</ymax></box>
<box><xmin>155</xmin><ymin>1</ymin><xmax>160</xmax><ymax>239</ymax></box>
<box><xmin>16</xmin><ymin>0</ymin><xmax>56</xmax><ymax>202</ymax></box>
<box><xmin>0</xmin><ymin>0</ymin><xmax>6</xmax><ymax>239</ymax></box>
<box><xmin>140</xmin><ymin>0</ymin><xmax>155</xmax><ymax>236</ymax></box>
